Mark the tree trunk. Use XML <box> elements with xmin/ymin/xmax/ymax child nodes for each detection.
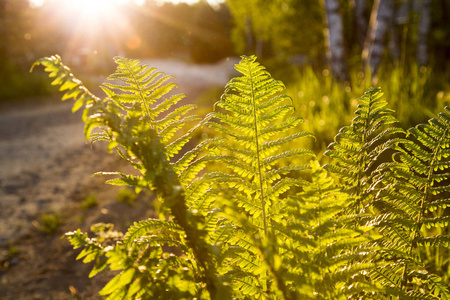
<box><xmin>352</xmin><ymin>0</ymin><xmax>368</xmax><ymax>49</ymax></box>
<box><xmin>323</xmin><ymin>0</ymin><xmax>349</xmax><ymax>82</ymax></box>
<box><xmin>362</xmin><ymin>0</ymin><xmax>395</xmax><ymax>77</ymax></box>
<box><xmin>417</xmin><ymin>0</ymin><xmax>432</xmax><ymax>66</ymax></box>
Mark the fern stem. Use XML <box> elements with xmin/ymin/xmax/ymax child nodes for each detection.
<box><xmin>248</xmin><ymin>64</ymin><xmax>268</xmax><ymax>237</ymax></box>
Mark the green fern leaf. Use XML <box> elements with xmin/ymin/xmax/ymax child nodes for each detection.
<box><xmin>324</xmin><ymin>87</ymin><xmax>403</xmax><ymax>214</ymax></box>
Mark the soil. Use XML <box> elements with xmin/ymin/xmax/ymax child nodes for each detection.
<box><xmin>0</xmin><ymin>57</ymin><xmax>239</xmax><ymax>299</ymax></box>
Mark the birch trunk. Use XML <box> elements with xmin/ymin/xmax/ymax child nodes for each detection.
<box><xmin>323</xmin><ymin>0</ymin><xmax>349</xmax><ymax>82</ymax></box>
<box><xmin>362</xmin><ymin>0</ymin><xmax>395</xmax><ymax>77</ymax></box>
<box><xmin>417</xmin><ymin>0</ymin><xmax>432</xmax><ymax>66</ymax></box>
<box><xmin>353</xmin><ymin>0</ymin><xmax>368</xmax><ymax>49</ymax></box>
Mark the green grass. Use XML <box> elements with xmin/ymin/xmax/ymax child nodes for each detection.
<box><xmin>284</xmin><ymin>63</ymin><xmax>450</xmax><ymax>156</ymax></box>
<box><xmin>81</xmin><ymin>194</ymin><xmax>98</xmax><ymax>210</ymax></box>
<box><xmin>38</xmin><ymin>213</ymin><xmax>62</xmax><ymax>234</ymax></box>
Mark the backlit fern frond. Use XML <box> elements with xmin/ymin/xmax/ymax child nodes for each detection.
<box><xmin>279</xmin><ymin>161</ymin><xmax>379</xmax><ymax>299</ymax></box>
<box><xmin>372</xmin><ymin>106</ymin><xmax>450</xmax><ymax>297</ymax></box>
<box><xmin>31</xmin><ymin>55</ymin><xmax>100</xmax><ymax>115</ymax></box>
<box><xmin>324</xmin><ymin>87</ymin><xmax>404</xmax><ymax>214</ymax></box>
<box><xmin>98</xmin><ymin>242</ymin><xmax>204</xmax><ymax>300</ymax></box>
<box><xmin>208</xmin><ymin>55</ymin><xmax>314</xmax><ymax>232</ymax></box>
<box><xmin>65</xmin><ymin>223</ymin><xmax>123</xmax><ymax>278</ymax></box>
<box><xmin>205</xmin><ymin>55</ymin><xmax>314</xmax><ymax>298</ymax></box>
<box><xmin>123</xmin><ymin>219</ymin><xmax>185</xmax><ymax>248</ymax></box>
<box><xmin>98</xmin><ymin>57</ymin><xmax>201</xmax><ymax>169</ymax></box>
<box><xmin>34</xmin><ymin>55</ymin><xmax>230</xmax><ymax>299</ymax></box>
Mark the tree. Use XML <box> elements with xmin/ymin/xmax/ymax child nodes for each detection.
<box><xmin>188</xmin><ymin>1</ymin><xmax>233</xmax><ymax>63</ymax></box>
<box><xmin>226</xmin><ymin>0</ymin><xmax>324</xmax><ymax>60</ymax></box>
<box><xmin>362</xmin><ymin>0</ymin><xmax>396</xmax><ymax>78</ymax></box>
<box><xmin>322</xmin><ymin>0</ymin><xmax>349</xmax><ymax>82</ymax></box>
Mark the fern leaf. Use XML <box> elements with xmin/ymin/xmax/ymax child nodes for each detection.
<box><xmin>35</xmin><ymin>55</ymin><xmax>231</xmax><ymax>299</ymax></box>
<box><xmin>123</xmin><ymin>219</ymin><xmax>182</xmax><ymax>247</ymax></box>
<box><xmin>324</xmin><ymin>87</ymin><xmax>403</xmax><ymax>213</ymax></box>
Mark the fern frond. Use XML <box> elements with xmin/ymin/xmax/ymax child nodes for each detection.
<box><xmin>123</xmin><ymin>219</ymin><xmax>182</xmax><ymax>247</ymax></box>
<box><xmin>35</xmin><ymin>55</ymin><xmax>231</xmax><ymax>299</ymax></box>
<box><xmin>280</xmin><ymin>161</ymin><xmax>381</xmax><ymax>298</ymax></box>
<box><xmin>324</xmin><ymin>87</ymin><xmax>403</xmax><ymax>214</ymax></box>
<box><xmin>371</xmin><ymin>106</ymin><xmax>450</xmax><ymax>297</ymax></box>
<box><xmin>31</xmin><ymin>55</ymin><xmax>100</xmax><ymax>118</ymax></box>
<box><xmin>209</xmin><ymin>55</ymin><xmax>314</xmax><ymax>232</ymax></box>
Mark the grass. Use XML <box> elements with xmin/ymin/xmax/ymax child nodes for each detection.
<box><xmin>185</xmin><ymin>60</ymin><xmax>450</xmax><ymax>161</ymax></box>
<box><xmin>284</xmin><ymin>62</ymin><xmax>450</xmax><ymax>156</ymax></box>
<box><xmin>37</xmin><ymin>213</ymin><xmax>62</xmax><ymax>234</ymax></box>
<box><xmin>80</xmin><ymin>194</ymin><xmax>98</xmax><ymax>210</ymax></box>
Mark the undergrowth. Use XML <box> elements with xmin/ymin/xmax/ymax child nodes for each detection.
<box><xmin>284</xmin><ymin>63</ymin><xmax>450</xmax><ymax>155</ymax></box>
<box><xmin>32</xmin><ymin>55</ymin><xmax>449</xmax><ymax>299</ymax></box>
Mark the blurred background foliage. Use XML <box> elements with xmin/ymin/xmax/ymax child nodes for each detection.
<box><xmin>0</xmin><ymin>0</ymin><xmax>449</xmax><ymax>153</ymax></box>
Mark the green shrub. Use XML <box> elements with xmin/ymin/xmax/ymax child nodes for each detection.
<box><xmin>33</xmin><ymin>55</ymin><xmax>449</xmax><ymax>299</ymax></box>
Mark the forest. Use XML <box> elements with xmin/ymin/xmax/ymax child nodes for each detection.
<box><xmin>0</xmin><ymin>0</ymin><xmax>449</xmax><ymax>299</ymax></box>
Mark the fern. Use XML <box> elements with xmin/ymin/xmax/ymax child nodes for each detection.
<box><xmin>207</xmin><ymin>55</ymin><xmax>314</xmax><ymax>230</ymax></box>
<box><xmin>32</xmin><ymin>55</ymin><xmax>230</xmax><ymax>299</ymax></box>
<box><xmin>279</xmin><ymin>160</ymin><xmax>381</xmax><ymax>299</ymax></box>
<box><xmin>202</xmin><ymin>55</ymin><xmax>315</xmax><ymax>298</ymax></box>
<box><xmin>33</xmin><ymin>54</ymin><xmax>450</xmax><ymax>299</ymax></box>
<box><xmin>324</xmin><ymin>86</ymin><xmax>450</xmax><ymax>298</ymax></box>
<box><xmin>324</xmin><ymin>87</ymin><xmax>404</xmax><ymax>215</ymax></box>
<box><xmin>372</xmin><ymin>106</ymin><xmax>450</xmax><ymax>297</ymax></box>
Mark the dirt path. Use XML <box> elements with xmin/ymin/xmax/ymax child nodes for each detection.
<box><xmin>0</xmin><ymin>57</ymin><xmax>239</xmax><ymax>299</ymax></box>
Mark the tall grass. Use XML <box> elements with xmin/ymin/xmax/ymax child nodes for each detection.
<box><xmin>285</xmin><ymin>63</ymin><xmax>450</xmax><ymax>155</ymax></box>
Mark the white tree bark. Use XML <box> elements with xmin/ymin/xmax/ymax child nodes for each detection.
<box><xmin>417</xmin><ymin>0</ymin><xmax>432</xmax><ymax>66</ymax></box>
<box><xmin>323</xmin><ymin>0</ymin><xmax>349</xmax><ymax>82</ymax></box>
<box><xmin>362</xmin><ymin>0</ymin><xmax>395</xmax><ymax>76</ymax></box>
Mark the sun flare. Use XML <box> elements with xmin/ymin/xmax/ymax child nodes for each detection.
<box><xmin>62</xmin><ymin>0</ymin><xmax>118</xmax><ymax>23</ymax></box>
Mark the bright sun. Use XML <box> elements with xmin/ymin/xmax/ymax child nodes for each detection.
<box><xmin>29</xmin><ymin>0</ymin><xmax>224</xmax><ymax>8</ymax></box>
<box><xmin>60</xmin><ymin>0</ymin><xmax>119</xmax><ymax>23</ymax></box>
<box><xmin>27</xmin><ymin>0</ymin><xmax>225</xmax><ymax>60</ymax></box>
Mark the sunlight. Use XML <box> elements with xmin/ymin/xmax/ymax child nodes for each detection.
<box><xmin>154</xmin><ymin>0</ymin><xmax>224</xmax><ymax>5</ymax></box>
<box><xmin>62</xmin><ymin>0</ymin><xmax>118</xmax><ymax>22</ymax></box>
<box><xmin>27</xmin><ymin>0</ymin><xmax>227</xmax><ymax>63</ymax></box>
<box><xmin>29</xmin><ymin>0</ymin><xmax>224</xmax><ymax>8</ymax></box>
